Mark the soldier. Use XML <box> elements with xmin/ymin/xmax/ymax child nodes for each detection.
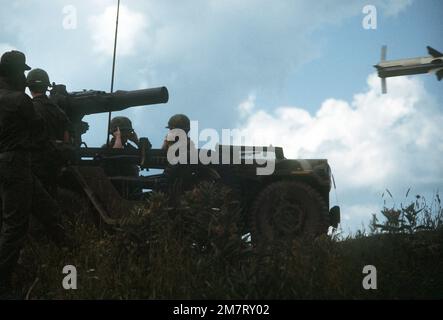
<box><xmin>161</xmin><ymin>114</ymin><xmax>201</xmax><ymax>190</ymax></box>
<box><xmin>0</xmin><ymin>51</ymin><xmax>69</xmax><ymax>297</ymax></box>
<box><xmin>27</xmin><ymin>68</ymin><xmax>70</xmax><ymax>197</ymax></box>
<box><xmin>102</xmin><ymin>116</ymin><xmax>141</xmax><ymax>198</ymax></box>
<box><xmin>107</xmin><ymin>116</ymin><xmax>139</xmax><ymax>149</ymax></box>
<box><xmin>103</xmin><ymin>116</ymin><xmax>140</xmax><ymax>175</ymax></box>
<box><xmin>161</xmin><ymin>113</ymin><xmax>196</xmax><ymax>152</ymax></box>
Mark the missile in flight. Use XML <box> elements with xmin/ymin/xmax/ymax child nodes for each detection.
<box><xmin>374</xmin><ymin>46</ymin><xmax>443</xmax><ymax>94</ymax></box>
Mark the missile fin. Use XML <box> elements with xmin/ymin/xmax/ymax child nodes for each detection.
<box><xmin>427</xmin><ymin>46</ymin><xmax>443</xmax><ymax>58</ymax></box>
<box><xmin>381</xmin><ymin>45</ymin><xmax>387</xmax><ymax>61</ymax></box>
<box><xmin>381</xmin><ymin>78</ymin><xmax>387</xmax><ymax>94</ymax></box>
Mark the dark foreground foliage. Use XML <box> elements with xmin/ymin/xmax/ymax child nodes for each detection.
<box><xmin>16</xmin><ymin>183</ymin><xmax>443</xmax><ymax>299</ymax></box>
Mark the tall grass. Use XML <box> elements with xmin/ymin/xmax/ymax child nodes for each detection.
<box><xmin>16</xmin><ymin>183</ymin><xmax>443</xmax><ymax>299</ymax></box>
<box><xmin>369</xmin><ymin>189</ymin><xmax>443</xmax><ymax>234</ymax></box>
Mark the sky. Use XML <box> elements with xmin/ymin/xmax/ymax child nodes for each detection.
<box><xmin>1</xmin><ymin>0</ymin><xmax>442</xmax><ymax>232</ymax></box>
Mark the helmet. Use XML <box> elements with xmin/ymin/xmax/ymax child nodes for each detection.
<box><xmin>27</xmin><ymin>68</ymin><xmax>51</xmax><ymax>88</ymax></box>
<box><xmin>27</xmin><ymin>68</ymin><xmax>50</xmax><ymax>87</ymax></box>
<box><xmin>167</xmin><ymin>114</ymin><xmax>190</xmax><ymax>133</ymax></box>
<box><xmin>0</xmin><ymin>50</ymin><xmax>31</xmax><ymax>71</ymax></box>
<box><xmin>110</xmin><ymin>116</ymin><xmax>133</xmax><ymax>133</ymax></box>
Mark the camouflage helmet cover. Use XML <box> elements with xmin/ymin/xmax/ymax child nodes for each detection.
<box><xmin>27</xmin><ymin>68</ymin><xmax>51</xmax><ymax>87</ymax></box>
<box><xmin>167</xmin><ymin>114</ymin><xmax>190</xmax><ymax>132</ymax></box>
<box><xmin>110</xmin><ymin>116</ymin><xmax>133</xmax><ymax>133</ymax></box>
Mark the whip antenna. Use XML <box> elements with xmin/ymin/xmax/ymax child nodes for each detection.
<box><xmin>106</xmin><ymin>0</ymin><xmax>121</xmax><ymax>147</ymax></box>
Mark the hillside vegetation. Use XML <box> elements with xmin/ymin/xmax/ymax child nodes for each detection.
<box><xmin>16</xmin><ymin>184</ymin><xmax>443</xmax><ymax>299</ymax></box>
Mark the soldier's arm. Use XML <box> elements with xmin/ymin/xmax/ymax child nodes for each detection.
<box><xmin>128</xmin><ymin>130</ymin><xmax>139</xmax><ymax>146</ymax></box>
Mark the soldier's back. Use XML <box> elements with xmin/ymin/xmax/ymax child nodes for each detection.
<box><xmin>32</xmin><ymin>95</ymin><xmax>69</xmax><ymax>142</ymax></box>
<box><xmin>0</xmin><ymin>79</ymin><xmax>36</xmax><ymax>153</ymax></box>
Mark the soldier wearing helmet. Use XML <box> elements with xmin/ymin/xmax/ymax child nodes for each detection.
<box><xmin>107</xmin><ymin>116</ymin><xmax>139</xmax><ymax>149</ymax></box>
<box><xmin>0</xmin><ymin>52</ymin><xmax>69</xmax><ymax>297</ymax></box>
<box><xmin>161</xmin><ymin>114</ymin><xmax>203</xmax><ymax>190</ymax></box>
<box><xmin>27</xmin><ymin>68</ymin><xmax>71</xmax><ymax>197</ymax></box>
<box><xmin>101</xmin><ymin>116</ymin><xmax>140</xmax><ymax>198</ymax></box>
<box><xmin>167</xmin><ymin>114</ymin><xmax>191</xmax><ymax>133</ymax></box>
<box><xmin>162</xmin><ymin>114</ymin><xmax>195</xmax><ymax>151</ymax></box>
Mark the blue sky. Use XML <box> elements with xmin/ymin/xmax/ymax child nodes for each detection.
<box><xmin>1</xmin><ymin>0</ymin><xmax>442</xmax><ymax>232</ymax></box>
<box><xmin>283</xmin><ymin>0</ymin><xmax>443</xmax><ymax>111</ymax></box>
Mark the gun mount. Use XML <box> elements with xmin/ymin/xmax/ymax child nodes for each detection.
<box><xmin>51</xmin><ymin>84</ymin><xmax>339</xmax><ymax>245</ymax></box>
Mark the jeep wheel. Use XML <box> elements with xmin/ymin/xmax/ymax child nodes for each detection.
<box><xmin>250</xmin><ymin>180</ymin><xmax>329</xmax><ymax>245</ymax></box>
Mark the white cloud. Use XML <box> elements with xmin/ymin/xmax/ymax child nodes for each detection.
<box><xmin>238</xmin><ymin>93</ymin><xmax>256</xmax><ymax>118</ymax></box>
<box><xmin>236</xmin><ymin>74</ymin><xmax>443</xmax><ymax>192</ymax></box>
<box><xmin>236</xmin><ymin>73</ymin><xmax>442</xmax><ymax>230</ymax></box>
<box><xmin>88</xmin><ymin>5</ymin><xmax>149</xmax><ymax>56</ymax></box>
<box><xmin>0</xmin><ymin>1</ymin><xmax>416</xmax><ymax>140</ymax></box>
